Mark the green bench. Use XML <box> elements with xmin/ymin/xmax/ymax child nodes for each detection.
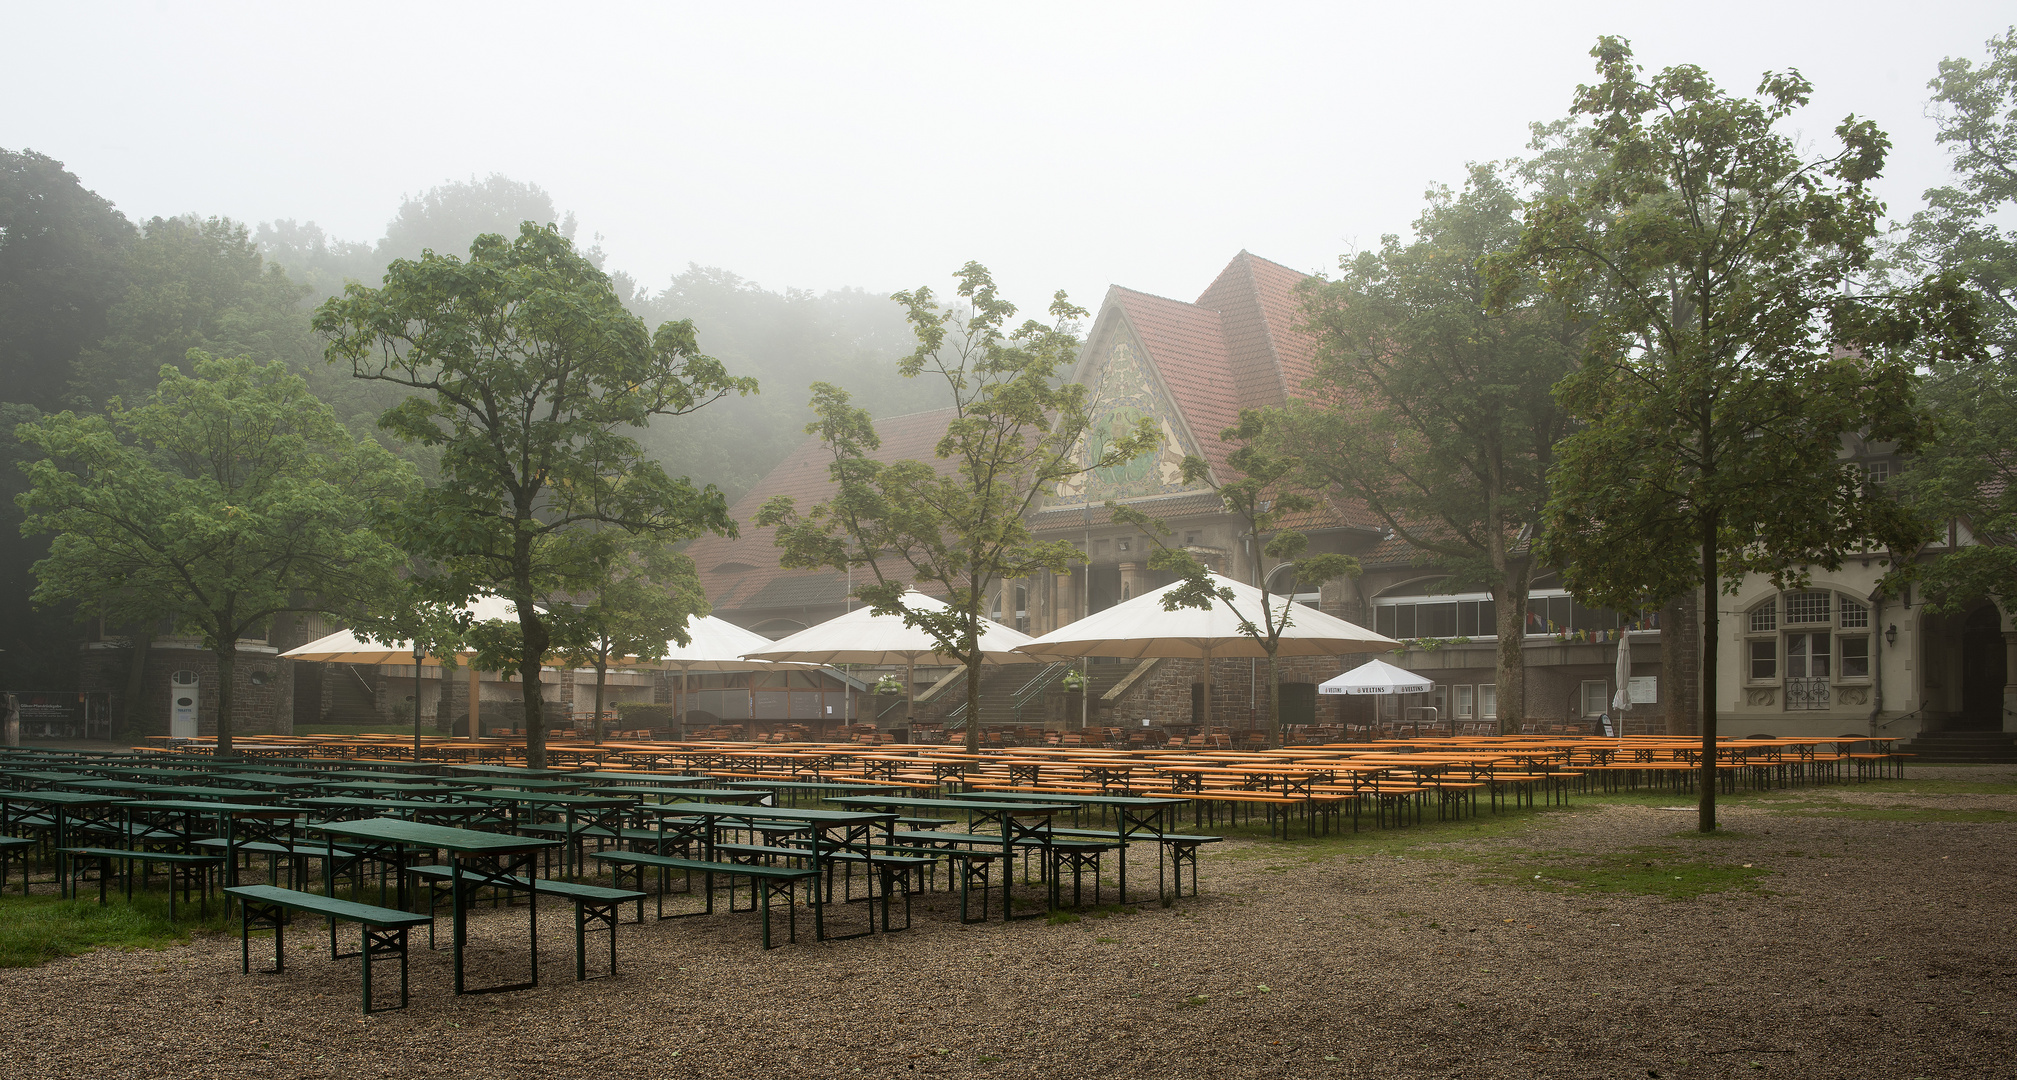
<box><xmin>0</xmin><ymin>836</ymin><xmax>34</xmax><ymax>894</ymax></box>
<box><xmin>1046</xmin><ymin>829</ymin><xmax>1223</xmax><ymax>899</ymax></box>
<box><xmin>222</xmin><ymin>884</ymin><xmax>431</xmax><ymax>1014</ymax></box>
<box><xmin>401</xmin><ymin>865</ymin><xmax>644</xmax><ymax>980</ymax></box>
<box><xmin>592</xmin><ymin>851</ymin><xmax>812</xmax><ymax>949</ymax></box>
<box><xmin>62</xmin><ymin>847</ymin><xmax>223</xmax><ymax>918</ymax></box>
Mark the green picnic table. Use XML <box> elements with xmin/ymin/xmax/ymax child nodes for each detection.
<box><xmin>310</xmin><ymin>817</ymin><xmax>559</xmax><ymax>994</ymax></box>
<box><xmin>117</xmin><ymin>799</ymin><xmax>305</xmax><ymax>885</ymax></box>
<box><xmin>648</xmin><ymin>801</ymin><xmax>900</xmax><ymax>941</ymax></box>
<box><xmin>461</xmin><ymin>789</ymin><xmax>637</xmax><ymax>878</ymax></box>
<box><xmin>827</xmin><ymin>795</ymin><xmax>1079</xmax><ymax>918</ymax></box>
<box><xmin>0</xmin><ymin>790</ymin><xmax>132</xmax><ymax>896</ymax></box>
<box><xmin>947</xmin><ymin>790</ymin><xmax>1191</xmax><ymax>902</ymax></box>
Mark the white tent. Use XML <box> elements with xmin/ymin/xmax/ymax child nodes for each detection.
<box><xmin>1017</xmin><ymin>574</ymin><xmax>1401</xmax><ymax>727</ymax></box>
<box><xmin>281</xmin><ymin>595</ymin><xmax>529</xmax><ymax>666</ymax></box>
<box><xmin>1317</xmin><ymin>659</ymin><xmax>1433</xmax><ymax>695</ymax></box>
<box><xmin>741</xmin><ymin>591</ymin><xmax>1041</xmax><ymax>724</ymax></box>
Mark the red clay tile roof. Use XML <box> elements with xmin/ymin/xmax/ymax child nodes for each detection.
<box><xmin>1105</xmin><ymin>286</ymin><xmax>1239</xmax><ymax>481</ymax></box>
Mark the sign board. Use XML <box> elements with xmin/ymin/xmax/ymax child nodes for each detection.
<box><xmin>1627</xmin><ymin>676</ymin><xmax>1658</xmax><ymax>704</ymax></box>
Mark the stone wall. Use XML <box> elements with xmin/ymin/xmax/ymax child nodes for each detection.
<box><xmin>78</xmin><ymin>641</ymin><xmax>294</xmax><ymax>738</ymax></box>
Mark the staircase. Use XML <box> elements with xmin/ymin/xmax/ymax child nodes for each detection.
<box><xmin>322</xmin><ymin>665</ymin><xmax>383</xmax><ymax>726</ymax></box>
<box><xmin>1896</xmin><ymin>729</ymin><xmax>2017</xmax><ymax>763</ymax></box>
<box><xmin>943</xmin><ymin>662</ymin><xmax>1072</xmax><ymax>731</ymax></box>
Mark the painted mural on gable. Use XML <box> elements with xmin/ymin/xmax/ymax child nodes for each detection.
<box><xmin>1047</xmin><ymin>336</ymin><xmax>1209</xmax><ymax>507</ymax></box>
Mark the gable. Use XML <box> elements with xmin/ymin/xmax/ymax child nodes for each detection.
<box><xmin>1047</xmin><ymin>314</ymin><xmax>1214</xmax><ymax>508</ymax></box>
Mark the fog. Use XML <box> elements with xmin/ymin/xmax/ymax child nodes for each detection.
<box><xmin>7</xmin><ymin>1</ymin><xmax>2007</xmax><ymax>316</ymax></box>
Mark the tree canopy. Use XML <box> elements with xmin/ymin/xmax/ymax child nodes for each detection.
<box><xmin>15</xmin><ymin>353</ymin><xmax>415</xmax><ymax>752</ymax></box>
<box><xmin>1293</xmin><ymin>148</ymin><xmax>1590</xmax><ymax>732</ymax></box>
<box><xmin>1498</xmin><ymin>38</ymin><xmax>1981</xmax><ymax>831</ymax></box>
<box><xmin>1899</xmin><ymin>27</ymin><xmax>2017</xmax><ymax>612</ymax></box>
<box><xmin>315</xmin><ymin>222</ymin><xmax>753</xmax><ymax>766</ymax></box>
<box><xmin>758</xmin><ymin>263</ymin><xmax>1157</xmax><ymax>751</ymax></box>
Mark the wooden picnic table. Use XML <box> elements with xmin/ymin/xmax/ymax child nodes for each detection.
<box><xmin>117</xmin><ymin>798</ymin><xmax>305</xmax><ymax>886</ymax></box>
<box><xmin>946</xmin><ymin>789</ymin><xmax>1190</xmax><ymax>903</ymax></box>
<box><xmin>0</xmin><ymin>790</ymin><xmax>133</xmax><ymax>896</ymax></box>
<box><xmin>826</xmin><ymin>795</ymin><xmax>1078</xmax><ymax>918</ymax></box>
<box><xmin>311</xmin><ymin>816</ymin><xmax>559</xmax><ymax>994</ymax></box>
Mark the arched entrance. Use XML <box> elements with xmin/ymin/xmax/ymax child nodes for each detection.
<box><xmin>1959</xmin><ymin>605</ymin><xmax>2008</xmax><ymax>730</ymax></box>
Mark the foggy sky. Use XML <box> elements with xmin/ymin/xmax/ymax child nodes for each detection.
<box><xmin>6</xmin><ymin>1</ymin><xmax>2009</xmax><ymax>317</ymax></box>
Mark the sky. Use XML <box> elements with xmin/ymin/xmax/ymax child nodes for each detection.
<box><xmin>5</xmin><ymin>1</ymin><xmax>2011</xmax><ymax>317</ymax></box>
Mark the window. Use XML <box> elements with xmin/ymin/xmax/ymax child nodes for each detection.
<box><xmin>1864</xmin><ymin>461</ymin><xmax>1892</xmax><ymax>484</ymax></box>
<box><xmin>1839</xmin><ymin>599</ymin><xmax>1868</xmax><ymax>629</ymax></box>
<box><xmin>1580</xmin><ymin>680</ymin><xmax>1609</xmax><ymax>717</ymax></box>
<box><xmin>1840</xmin><ymin>635</ymin><xmax>1870</xmax><ymax>679</ymax></box>
<box><xmin>1479</xmin><ymin>684</ymin><xmax>1497</xmax><ymax>720</ymax></box>
<box><xmin>1785</xmin><ymin>591</ymin><xmax>1831</xmax><ymax>624</ymax></box>
<box><xmin>1455</xmin><ymin>685</ymin><xmax>1474</xmax><ymax>719</ymax></box>
<box><xmin>1750</xmin><ymin>639</ymin><xmax>1777</xmax><ymax>680</ymax></box>
<box><xmin>1786</xmin><ymin>632</ymin><xmax>1830</xmax><ymax>678</ymax></box>
<box><xmin>1749</xmin><ymin>600</ymin><xmax>1777</xmax><ymax>633</ymax></box>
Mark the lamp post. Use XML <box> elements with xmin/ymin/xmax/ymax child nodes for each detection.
<box><xmin>412</xmin><ymin>640</ymin><xmax>426</xmax><ymax>764</ymax></box>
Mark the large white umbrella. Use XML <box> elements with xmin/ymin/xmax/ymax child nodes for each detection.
<box><xmin>659</xmin><ymin>615</ymin><xmax>827</xmax><ymax>737</ymax></box>
<box><xmin>1016</xmin><ymin>574</ymin><xmax>1401</xmax><ymax>728</ymax></box>
<box><xmin>282</xmin><ymin>595</ymin><xmax>534</xmax><ymax>746</ymax></box>
<box><xmin>742</xmin><ymin>591</ymin><xmax>1040</xmax><ymax>724</ymax></box>
<box><xmin>1318</xmin><ymin>658</ymin><xmax>1433</xmax><ymax>695</ymax></box>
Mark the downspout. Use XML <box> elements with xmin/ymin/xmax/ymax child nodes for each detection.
<box><xmin>1868</xmin><ymin>589</ymin><xmax>1884</xmax><ymax>735</ymax></box>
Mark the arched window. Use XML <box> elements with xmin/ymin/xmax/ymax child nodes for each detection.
<box><xmin>1744</xmin><ymin>589</ymin><xmax>1872</xmax><ymax>709</ymax></box>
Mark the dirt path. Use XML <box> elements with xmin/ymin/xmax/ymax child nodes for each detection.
<box><xmin>6</xmin><ymin>769</ymin><xmax>2012</xmax><ymax>1079</ymax></box>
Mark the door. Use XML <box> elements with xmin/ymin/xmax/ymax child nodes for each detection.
<box><xmin>169</xmin><ymin>670</ymin><xmax>199</xmax><ymax>738</ymax></box>
<box><xmin>1961</xmin><ymin>606</ymin><xmax>2007</xmax><ymax>730</ymax></box>
<box><xmin>1278</xmin><ymin>682</ymin><xmax>1317</xmax><ymax>728</ymax></box>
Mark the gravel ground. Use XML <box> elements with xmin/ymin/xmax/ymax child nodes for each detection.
<box><xmin>5</xmin><ymin>766</ymin><xmax>2013</xmax><ymax>1079</ymax></box>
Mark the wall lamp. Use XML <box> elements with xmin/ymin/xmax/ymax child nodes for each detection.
<box><xmin>1885</xmin><ymin>624</ymin><xmax>1898</xmax><ymax>646</ymax></box>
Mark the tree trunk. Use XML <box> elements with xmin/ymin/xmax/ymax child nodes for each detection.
<box><xmin>1265</xmin><ymin>651</ymin><xmax>1281</xmax><ymax>749</ymax></box>
<box><xmin>592</xmin><ymin>652</ymin><xmax>608</xmax><ymax>745</ymax></box>
<box><xmin>214</xmin><ymin>641</ymin><xmax>236</xmax><ymax>758</ymax></box>
<box><xmin>520</xmin><ymin>608</ymin><xmax>549</xmax><ymax>768</ymax></box>
<box><xmin>118</xmin><ymin>630</ymin><xmax>153</xmax><ymax>739</ymax></box>
<box><xmin>962</xmin><ymin>655</ymin><xmax>982</xmax><ymax>753</ymax></box>
<box><xmin>1492</xmin><ymin>568</ymin><xmax>1532</xmax><ymax>735</ymax></box>
<box><xmin>1698</xmin><ymin>509</ymin><xmax>1719</xmax><ymax>833</ymax></box>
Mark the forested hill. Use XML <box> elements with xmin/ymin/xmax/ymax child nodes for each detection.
<box><xmin>0</xmin><ymin>154</ymin><xmax>936</xmax><ymax>687</ymax></box>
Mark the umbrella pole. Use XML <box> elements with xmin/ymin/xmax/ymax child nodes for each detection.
<box><xmin>679</xmin><ymin>666</ymin><xmax>689</xmax><ymax>741</ymax></box>
<box><xmin>468</xmin><ymin>664</ymin><xmax>478</xmax><ymax>738</ymax></box>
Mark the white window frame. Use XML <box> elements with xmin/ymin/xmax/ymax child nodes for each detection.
<box><xmin>1454</xmin><ymin>685</ymin><xmax>1474</xmax><ymax>719</ymax></box>
<box><xmin>1479</xmin><ymin>684</ymin><xmax>1497</xmax><ymax>720</ymax></box>
<box><xmin>1580</xmin><ymin>680</ymin><xmax>1608</xmax><ymax>717</ymax></box>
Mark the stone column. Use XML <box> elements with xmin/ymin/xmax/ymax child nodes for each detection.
<box><xmin>1118</xmin><ymin>562</ymin><xmax>1145</xmax><ymax>603</ymax></box>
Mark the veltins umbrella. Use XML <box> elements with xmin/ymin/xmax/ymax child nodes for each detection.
<box><xmin>1317</xmin><ymin>659</ymin><xmax>1433</xmax><ymax>695</ymax></box>
<box><xmin>659</xmin><ymin>615</ymin><xmax>824</xmax><ymax>737</ymax></box>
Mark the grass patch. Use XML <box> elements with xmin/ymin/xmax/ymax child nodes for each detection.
<box><xmin>1484</xmin><ymin>844</ymin><xmax>1772</xmax><ymax>900</ymax></box>
<box><xmin>0</xmin><ymin>892</ymin><xmax>231</xmax><ymax>968</ymax></box>
<box><xmin>1045</xmin><ymin>910</ymin><xmax>1081</xmax><ymax>925</ymax></box>
<box><xmin>1775</xmin><ymin>806</ymin><xmax>2017</xmax><ymax>823</ymax></box>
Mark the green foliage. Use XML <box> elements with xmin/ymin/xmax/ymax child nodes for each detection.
<box><xmin>1497</xmin><ymin>38</ymin><xmax>1981</xmax><ymax>829</ymax></box>
<box><xmin>1898</xmin><ymin>28</ymin><xmax>2017</xmax><ymax>612</ymax></box>
<box><xmin>1294</xmin><ymin>146</ymin><xmax>1593</xmax><ymax>730</ymax></box>
<box><xmin>551</xmin><ymin>530</ymin><xmax>708</xmax><ymax>742</ymax></box>
<box><xmin>315</xmin><ymin>223</ymin><xmax>754</xmax><ymax>766</ymax></box>
<box><xmin>15</xmin><ymin>354</ymin><xmax>414</xmax><ymax>752</ymax></box>
<box><xmin>1110</xmin><ymin>408</ymin><xmax>1360</xmax><ymax>746</ymax></box>
<box><xmin>0</xmin><ymin>892</ymin><xmax>234</xmax><ymax>968</ymax></box>
<box><xmin>756</xmin><ymin>262</ymin><xmax>1158</xmax><ymax>751</ymax></box>
<box><xmin>0</xmin><ymin>148</ymin><xmax>135</xmax><ymax>412</ymax></box>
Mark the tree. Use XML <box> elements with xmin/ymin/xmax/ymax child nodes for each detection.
<box><xmin>551</xmin><ymin>531</ymin><xmax>708</xmax><ymax>743</ymax></box>
<box><xmin>1293</xmin><ymin>152</ymin><xmax>1589</xmax><ymax>733</ymax></box>
<box><xmin>315</xmin><ymin>222</ymin><xmax>755</xmax><ymax>767</ymax></box>
<box><xmin>1497</xmin><ymin>38</ymin><xmax>1980</xmax><ymax>831</ymax></box>
<box><xmin>1898</xmin><ymin>28</ymin><xmax>2017</xmax><ymax>612</ymax></box>
<box><xmin>73</xmin><ymin>215</ymin><xmax>320</xmax><ymax>408</ymax></box>
<box><xmin>15</xmin><ymin>353</ymin><xmax>415</xmax><ymax>754</ymax></box>
<box><xmin>0</xmin><ymin>148</ymin><xmax>135</xmax><ymax>412</ymax></box>
<box><xmin>757</xmin><ymin>263</ymin><xmax>1158</xmax><ymax>752</ymax></box>
<box><xmin>1110</xmin><ymin>410</ymin><xmax>1360</xmax><ymax>747</ymax></box>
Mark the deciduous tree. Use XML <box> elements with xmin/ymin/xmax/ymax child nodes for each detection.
<box><xmin>15</xmin><ymin>354</ymin><xmax>414</xmax><ymax>754</ymax></box>
<box><xmin>315</xmin><ymin>223</ymin><xmax>753</xmax><ymax>767</ymax></box>
<box><xmin>758</xmin><ymin>263</ymin><xmax>1157</xmax><ymax>752</ymax></box>
<box><xmin>1497</xmin><ymin>38</ymin><xmax>1980</xmax><ymax>831</ymax></box>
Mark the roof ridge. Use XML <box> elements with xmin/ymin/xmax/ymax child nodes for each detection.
<box><xmin>1108</xmin><ymin>283</ymin><xmax>1213</xmax><ymax>311</ymax></box>
<box><xmin>1237</xmin><ymin>252</ymin><xmax>1291</xmax><ymax>404</ymax></box>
